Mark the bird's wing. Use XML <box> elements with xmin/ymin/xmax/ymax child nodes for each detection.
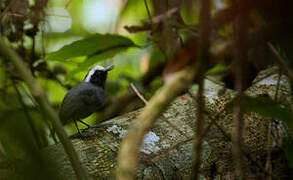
<box><xmin>59</xmin><ymin>83</ymin><xmax>106</xmax><ymax>124</ymax></box>
<box><xmin>79</xmin><ymin>88</ymin><xmax>100</xmax><ymax>105</ymax></box>
<box><xmin>59</xmin><ymin>91</ymin><xmax>78</xmax><ymax>123</ymax></box>
<box><xmin>76</xmin><ymin>84</ymin><xmax>106</xmax><ymax>108</ymax></box>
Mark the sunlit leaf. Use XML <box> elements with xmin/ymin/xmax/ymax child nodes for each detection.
<box><xmin>45</xmin><ymin>33</ymin><xmax>137</xmax><ymax>61</ymax></box>
<box><xmin>180</xmin><ymin>1</ymin><xmax>199</xmax><ymax>25</ymax></box>
<box><xmin>119</xmin><ymin>0</ymin><xmax>152</xmax><ymax>22</ymax></box>
<box><xmin>206</xmin><ymin>63</ymin><xmax>228</xmax><ymax>75</ymax></box>
<box><xmin>225</xmin><ymin>95</ymin><xmax>292</xmax><ymax>126</ymax></box>
<box><xmin>67</xmin><ymin>47</ymin><xmax>128</xmax><ymax>77</ymax></box>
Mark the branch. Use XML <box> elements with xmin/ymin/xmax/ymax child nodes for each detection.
<box><xmin>97</xmin><ymin>61</ymin><xmax>165</xmax><ymax>122</ymax></box>
<box><xmin>11</xmin><ymin>79</ymin><xmax>43</xmax><ymax>148</ymax></box>
<box><xmin>192</xmin><ymin>0</ymin><xmax>211</xmax><ymax>179</ymax></box>
<box><xmin>231</xmin><ymin>1</ymin><xmax>249</xmax><ymax>178</ymax></box>
<box><xmin>267</xmin><ymin>42</ymin><xmax>293</xmax><ymax>80</ymax></box>
<box><xmin>130</xmin><ymin>83</ymin><xmax>191</xmax><ymax>139</ymax></box>
<box><xmin>0</xmin><ymin>39</ymin><xmax>90</xmax><ymax>180</ymax></box>
<box><xmin>116</xmin><ymin>65</ymin><xmax>197</xmax><ymax>180</ymax></box>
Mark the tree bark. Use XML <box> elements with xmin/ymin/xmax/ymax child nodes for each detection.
<box><xmin>0</xmin><ymin>67</ymin><xmax>291</xmax><ymax>180</ymax></box>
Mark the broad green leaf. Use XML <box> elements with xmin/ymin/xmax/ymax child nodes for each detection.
<box><xmin>45</xmin><ymin>33</ymin><xmax>137</xmax><ymax>61</ymax></box>
<box><xmin>67</xmin><ymin>47</ymin><xmax>127</xmax><ymax>77</ymax></box>
<box><xmin>180</xmin><ymin>2</ymin><xmax>199</xmax><ymax>25</ymax></box>
<box><xmin>119</xmin><ymin>0</ymin><xmax>152</xmax><ymax>22</ymax></box>
<box><xmin>225</xmin><ymin>95</ymin><xmax>292</xmax><ymax>126</ymax></box>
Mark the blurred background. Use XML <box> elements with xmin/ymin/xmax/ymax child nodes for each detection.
<box><xmin>1</xmin><ymin>0</ymin><xmax>293</xmax><ymax>179</ymax></box>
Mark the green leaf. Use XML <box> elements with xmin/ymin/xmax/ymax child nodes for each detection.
<box><xmin>119</xmin><ymin>0</ymin><xmax>152</xmax><ymax>22</ymax></box>
<box><xmin>206</xmin><ymin>63</ymin><xmax>228</xmax><ymax>75</ymax></box>
<box><xmin>225</xmin><ymin>95</ymin><xmax>292</xmax><ymax>126</ymax></box>
<box><xmin>67</xmin><ymin>47</ymin><xmax>128</xmax><ymax>77</ymax></box>
<box><xmin>45</xmin><ymin>33</ymin><xmax>137</xmax><ymax>61</ymax></box>
<box><xmin>180</xmin><ymin>2</ymin><xmax>199</xmax><ymax>25</ymax></box>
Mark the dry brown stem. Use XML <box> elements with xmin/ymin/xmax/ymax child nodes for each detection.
<box><xmin>116</xmin><ymin>66</ymin><xmax>197</xmax><ymax>180</ymax></box>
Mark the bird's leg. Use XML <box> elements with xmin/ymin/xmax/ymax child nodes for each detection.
<box><xmin>72</xmin><ymin>119</ymin><xmax>96</xmax><ymax>138</ymax></box>
<box><xmin>78</xmin><ymin>120</ymin><xmax>113</xmax><ymax>129</ymax></box>
<box><xmin>78</xmin><ymin>120</ymin><xmax>96</xmax><ymax>128</ymax></box>
<box><xmin>74</xmin><ymin>119</ymin><xmax>83</xmax><ymax>135</ymax></box>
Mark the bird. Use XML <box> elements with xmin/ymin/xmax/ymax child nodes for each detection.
<box><xmin>59</xmin><ymin>65</ymin><xmax>114</xmax><ymax>135</ymax></box>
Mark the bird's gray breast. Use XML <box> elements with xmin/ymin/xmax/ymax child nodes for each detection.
<box><xmin>59</xmin><ymin>82</ymin><xmax>106</xmax><ymax>124</ymax></box>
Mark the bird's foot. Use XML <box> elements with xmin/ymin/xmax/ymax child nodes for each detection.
<box><xmin>70</xmin><ymin>128</ymin><xmax>96</xmax><ymax>139</ymax></box>
<box><xmin>87</xmin><ymin>123</ymin><xmax>114</xmax><ymax>129</ymax></box>
<box><xmin>72</xmin><ymin>120</ymin><xmax>114</xmax><ymax>139</ymax></box>
<box><xmin>78</xmin><ymin>120</ymin><xmax>113</xmax><ymax>129</ymax></box>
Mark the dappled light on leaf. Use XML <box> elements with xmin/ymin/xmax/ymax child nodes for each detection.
<box><xmin>45</xmin><ymin>33</ymin><xmax>137</xmax><ymax>61</ymax></box>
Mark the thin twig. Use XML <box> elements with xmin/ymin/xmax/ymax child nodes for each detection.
<box><xmin>252</xmin><ymin>69</ymin><xmax>279</xmax><ymax>85</ymax></box>
<box><xmin>65</xmin><ymin>0</ymin><xmax>73</xmax><ymax>8</ymax></box>
<box><xmin>190</xmin><ymin>92</ymin><xmax>278</xmax><ymax>179</ymax></box>
<box><xmin>130</xmin><ymin>83</ymin><xmax>191</xmax><ymax>139</ymax></box>
<box><xmin>205</xmin><ymin>111</ymin><xmax>277</xmax><ymax>179</ymax></box>
<box><xmin>231</xmin><ymin>0</ymin><xmax>249</xmax><ymax>178</ymax></box>
<box><xmin>160</xmin><ymin>115</ymin><xmax>191</xmax><ymax>139</ymax></box>
<box><xmin>19</xmin><ymin>83</ymin><xmax>58</xmax><ymax>144</ymax></box>
<box><xmin>144</xmin><ymin>0</ymin><xmax>152</xmax><ymax>24</ymax></box>
<box><xmin>0</xmin><ymin>39</ymin><xmax>90</xmax><ymax>180</ymax></box>
<box><xmin>117</xmin><ymin>65</ymin><xmax>197</xmax><ymax>180</ymax></box>
<box><xmin>265</xmin><ymin>69</ymin><xmax>282</xmax><ymax>180</ymax></box>
<box><xmin>0</xmin><ymin>0</ymin><xmax>17</xmax><ymax>17</ymax></box>
<box><xmin>267</xmin><ymin>41</ymin><xmax>293</xmax><ymax>142</ymax></box>
<box><xmin>267</xmin><ymin>42</ymin><xmax>293</xmax><ymax>80</ymax></box>
<box><xmin>192</xmin><ymin>0</ymin><xmax>211</xmax><ymax>179</ymax></box>
<box><xmin>130</xmin><ymin>83</ymin><xmax>148</xmax><ymax>104</ymax></box>
<box><xmin>11</xmin><ymin>79</ymin><xmax>43</xmax><ymax>148</ymax></box>
<box><xmin>151</xmin><ymin>137</ymin><xmax>193</xmax><ymax>163</ymax></box>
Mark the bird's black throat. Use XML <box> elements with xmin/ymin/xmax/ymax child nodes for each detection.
<box><xmin>89</xmin><ymin>71</ymin><xmax>107</xmax><ymax>88</ymax></box>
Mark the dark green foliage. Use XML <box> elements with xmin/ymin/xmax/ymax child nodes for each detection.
<box><xmin>45</xmin><ymin>33</ymin><xmax>138</xmax><ymax>76</ymax></box>
<box><xmin>45</xmin><ymin>33</ymin><xmax>137</xmax><ymax>61</ymax></box>
<box><xmin>0</xmin><ymin>93</ymin><xmax>58</xmax><ymax>179</ymax></box>
<box><xmin>225</xmin><ymin>95</ymin><xmax>292</xmax><ymax>127</ymax></box>
<box><xmin>283</xmin><ymin>137</ymin><xmax>293</xmax><ymax>169</ymax></box>
<box><xmin>68</xmin><ymin>47</ymin><xmax>128</xmax><ymax>76</ymax></box>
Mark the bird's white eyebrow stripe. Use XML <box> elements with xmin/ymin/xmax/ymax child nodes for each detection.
<box><xmin>84</xmin><ymin>65</ymin><xmax>105</xmax><ymax>82</ymax></box>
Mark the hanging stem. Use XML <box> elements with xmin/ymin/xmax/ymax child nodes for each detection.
<box><xmin>191</xmin><ymin>0</ymin><xmax>211</xmax><ymax>179</ymax></box>
<box><xmin>117</xmin><ymin>66</ymin><xmax>197</xmax><ymax>180</ymax></box>
<box><xmin>231</xmin><ymin>1</ymin><xmax>249</xmax><ymax>178</ymax></box>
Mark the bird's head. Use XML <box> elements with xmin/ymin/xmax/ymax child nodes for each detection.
<box><xmin>83</xmin><ymin>65</ymin><xmax>114</xmax><ymax>88</ymax></box>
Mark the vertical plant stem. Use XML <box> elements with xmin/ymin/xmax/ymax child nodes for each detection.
<box><xmin>19</xmin><ymin>83</ymin><xmax>58</xmax><ymax>144</ymax></box>
<box><xmin>232</xmin><ymin>1</ymin><xmax>248</xmax><ymax>179</ymax></box>
<box><xmin>12</xmin><ymin>79</ymin><xmax>43</xmax><ymax>148</ymax></box>
<box><xmin>191</xmin><ymin>0</ymin><xmax>211</xmax><ymax>179</ymax></box>
<box><xmin>0</xmin><ymin>39</ymin><xmax>90</xmax><ymax>180</ymax></box>
<box><xmin>265</xmin><ymin>69</ymin><xmax>282</xmax><ymax>180</ymax></box>
<box><xmin>267</xmin><ymin>42</ymin><xmax>293</xmax><ymax>127</ymax></box>
<box><xmin>130</xmin><ymin>83</ymin><xmax>191</xmax><ymax>139</ymax></box>
<box><xmin>285</xmin><ymin>81</ymin><xmax>292</xmax><ymax>129</ymax></box>
<box><xmin>144</xmin><ymin>0</ymin><xmax>152</xmax><ymax>22</ymax></box>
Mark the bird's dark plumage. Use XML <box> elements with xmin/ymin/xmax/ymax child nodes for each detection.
<box><xmin>59</xmin><ymin>82</ymin><xmax>106</xmax><ymax>125</ymax></box>
<box><xmin>59</xmin><ymin>65</ymin><xmax>113</xmax><ymax>135</ymax></box>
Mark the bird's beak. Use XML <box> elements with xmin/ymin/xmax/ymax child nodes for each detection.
<box><xmin>105</xmin><ymin>65</ymin><xmax>114</xmax><ymax>72</ymax></box>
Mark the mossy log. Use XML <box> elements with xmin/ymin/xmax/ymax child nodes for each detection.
<box><xmin>1</xmin><ymin>67</ymin><xmax>292</xmax><ymax>179</ymax></box>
